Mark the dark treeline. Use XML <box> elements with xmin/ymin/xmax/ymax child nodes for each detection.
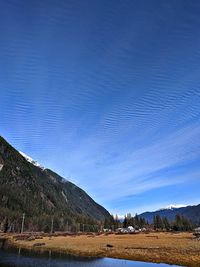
<box><xmin>153</xmin><ymin>214</ymin><xmax>193</xmax><ymax>231</ymax></box>
<box><xmin>104</xmin><ymin>213</ymin><xmax>148</xmax><ymax>230</ymax></box>
<box><xmin>0</xmin><ymin>209</ymin><xmax>195</xmax><ymax>233</ymax></box>
<box><xmin>123</xmin><ymin>213</ymin><xmax>147</xmax><ymax>229</ymax></box>
<box><xmin>108</xmin><ymin>213</ymin><xmax>195</xmax><ymax>232</ymax></box>
<box><xmin>0</xmin><ymin>207</ymin><xmax>111</xmax><ymax>233</ymax></box>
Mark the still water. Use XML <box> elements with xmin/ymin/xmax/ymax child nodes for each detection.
<box><xmin>0</xmin><ymin>240</ymin><xmax>181</xmax><ymax>267</ymax></box>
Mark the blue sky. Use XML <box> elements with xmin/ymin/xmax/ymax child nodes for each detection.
<box><xmin>1</xmin><ymin>0</ymin><xmax>200</xmax><ymax>216</ymax></box>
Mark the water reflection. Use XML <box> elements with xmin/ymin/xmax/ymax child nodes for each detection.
<box><xmin>0</xmin><ymin>241</ymin><xmax>181</xmax><ymax>267</ymax></box>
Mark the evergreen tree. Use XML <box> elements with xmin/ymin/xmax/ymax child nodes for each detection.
<box><xmin>153</xmin><ymin>215</ymin><xmax>163</xmax><ymax>230</ymax></box>
<box><xmin>173</xmin><ymin>214</ymin><xmax>193</xmax><ymax>231</ymax></box>
<box><xmin>134</xmin><ymin>214</ymin><xmax>140</xmax><ymax>227</ymax></box>
<box><xmin>163</xmin><ymin>217</ymin><xmax>170</xmax><ymax>230</ymax></box>
<box><xmin>123</xmin><ymin>216</ymin><xmax>127</xmax><ymax>228</ymax></box>
<box><xmin>182</xmin><ymin>216</ymin><xmax>192</xmax><ymax>231</ymax></box>
<box><xmin>139</xmin><ymin>217</ymin><xmax>146</xmax><ymax>228</ymax></box>
<box><xmin>3</xmin><ymin>218</ymin><xmax>9</xmax><ymax>233</ymax></box>
<box><xmin>173</xmin><ymin>214</ymin><xmax>183</xmax><ymax>231</ymax></box>
<box><xmin>112</xmin><ymin>214</ymin><xmax>121</xmax><ymax>230</ymax></box>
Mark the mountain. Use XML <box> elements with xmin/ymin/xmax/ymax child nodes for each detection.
<box><xmin>160</xmin><ymin>204</ymin><xmax>187</xmax><ymax>210</ymax></box>
<box><xmin>0</xmin><ymin>136</ymin><xmax>112</xmax><ymax>232</ymax></box>
<box><xmin>19</xmin><ymin>151</ymin><xmax>45</xmax><ymax>170</ymax></box>
<box><xmin>139</xmin><ymin>204</ymin><xmax>200</xmax><ymax>225</ymax></box>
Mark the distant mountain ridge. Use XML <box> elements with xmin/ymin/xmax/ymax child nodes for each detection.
<box><xmin>159</xmin><ymin>204</ymin><xmax>187</xmax><ymax>210</ymax></box>
<box><xmin>139</xmin><ymin>204</ymin><xmax>200</xmax><ymax>225</ymax></box>
<box><xmin>0</xmin><ymin>136</ymin><xmax>112</xmax><ymax>232</ymax></box>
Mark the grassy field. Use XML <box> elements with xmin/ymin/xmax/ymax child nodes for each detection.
<box><xmin>3</xmin><ymin>232</ymin><xmax>200</xmax><ymax>267</ymax></box>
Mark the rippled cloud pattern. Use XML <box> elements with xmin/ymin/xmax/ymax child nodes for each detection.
<box><xmin>1</xmin><ymin>0</ymin><xmax>200</xmax><ymax>214</ymax></box>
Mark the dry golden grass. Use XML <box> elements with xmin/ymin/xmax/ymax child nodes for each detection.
<box><xmin>5</xmin><ymin>232</ymin><xmax>200</xmax><ymax>267</ymax></box>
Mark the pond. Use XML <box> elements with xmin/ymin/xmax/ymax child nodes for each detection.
<box><xmin>0</xmin><ymin>239</ymin><xmax>182</xmax><ymax>267</ymax></box>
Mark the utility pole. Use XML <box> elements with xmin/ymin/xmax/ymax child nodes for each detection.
<box><xmin>21</xmin><ymin>213</ymin><xmax>25</xmax><ymax>234</ymax></box>
<box><xmin>50</xmin><ymin>217</ymin><xmax>54</xmax><ymax>235</ymax></box>
<box><xmin>77</xmin><ymin>223</ymin><xmax>80</xmax><ymax>233</ymax></box>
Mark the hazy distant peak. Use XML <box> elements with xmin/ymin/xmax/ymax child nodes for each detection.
<box><xmin>19</xmin><ymin>151</ymin><xmax>45</xmax><ymax>170</ymax></box>
<box><xmin>159</xmin><ymin>204</ymin><xmax>187</xmax><ymax>211</ymax></box>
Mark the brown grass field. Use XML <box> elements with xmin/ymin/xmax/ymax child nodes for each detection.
<box><xmin>3</xmin><ymin>232</ymin><xmax>200</xmax><ymax>267</ymax></box>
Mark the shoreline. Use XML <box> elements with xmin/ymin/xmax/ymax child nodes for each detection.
<box><xmin>2</xmin><ymin>232</ymin><xmax>200</xmax><ymax>267</ymax></box>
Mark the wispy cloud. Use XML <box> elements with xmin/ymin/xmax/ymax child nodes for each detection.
<box><xmin>62</xmin><ymin>121</ymin><xmax>200</xmax><ymax>206</ymax></box>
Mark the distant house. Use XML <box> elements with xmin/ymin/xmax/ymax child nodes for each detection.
<box><xmin>116</xmin><ymin>226</ymin><xmax>136</xmax><ymax>233</ymax></box>
<box><xmin>127</xmin><ymin>226</ymin><xmax>135</xmax><ymax>232</ymax></box>
<box><xmin>141</xmin><ymin>227</ymin><xmax>147</xmax><ymax>232</ymax></box>
<box><xmin>103</xmin><ymin>228</ymin><xmax>112</xmax><ymax>233</ymax></box>
<box><xmin>194</xmin><ymin>227</ymin><xmax>200</xmax><ymax>239</ymax></box>
<box><xmin>116</xmin><ymin>228</ymin><xmax>128</xmax><ymax>233</ymax></box>
<box><xmin>194</xmin><ymin>227</ymin><xmax>200</xmax><ymax>233</ymax></box>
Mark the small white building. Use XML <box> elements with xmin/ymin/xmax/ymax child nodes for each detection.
<box><xmin>116</xmin><ymin>226</ymin><xmax>135</xmax><ymax>233</ymax></box>
<box><xmin>116</xmin><ymin>228</ymin><xmax>127</xmax><ymax>233</ymax></box>
<box><xmin>194</xmin><ymin>227</ymin><xmax>200</xmax><ymax>233</ymax></box>
<box><xmin>194</xmin><ymin>227</ymin><xmax>200</xmax><ymax>239</ymax></box>
<box><xmin>141</xmin><ymin>227</ymin><xmax>147</xmax><ymax>232</ymax></box>
<box><xmin>127</xmin><ymin>226</ymin><xmax>135</xmax><ymax>232</ymax></box>
<box><xmin>103</xmin><ymin>228</ymin><xmax>112</xmax><ymax>233</ymax></box>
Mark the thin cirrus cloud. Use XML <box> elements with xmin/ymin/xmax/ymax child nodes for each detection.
<box><xmin>64</xmin><ymin>121</ymin><xmax>200</xmax><ymax>202</ymax></box>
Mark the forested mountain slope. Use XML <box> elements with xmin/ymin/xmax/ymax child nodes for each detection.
<box><xmin>139</xmin><ymin>205</ymin><xmax>200</xmax><ymax>225</ymax></box>
<box><xmin>0</xmin><ymin>136</ymin><xmax>112</xmax><ymax>232</ymax></box>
